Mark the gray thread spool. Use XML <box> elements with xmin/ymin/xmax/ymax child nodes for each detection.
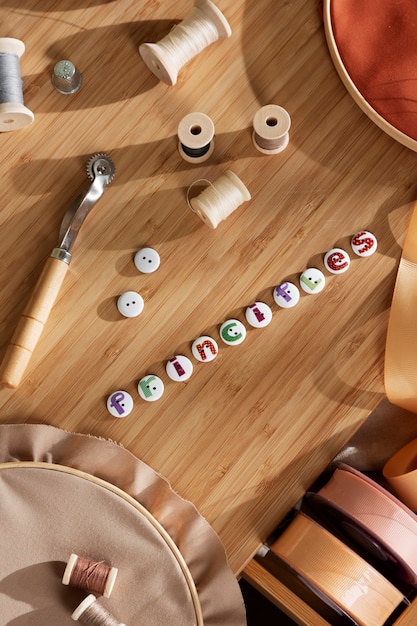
<box><xmin>0</xmin><ymin>37</ymin><xmax>34</xmax><ymax>132</ymax></box>
<box><xmin>72</xmin><ymin>594</ymin><xmax>126</xmax><ymax>626</ymax></box>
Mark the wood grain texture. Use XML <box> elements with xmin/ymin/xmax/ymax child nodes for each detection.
<box><xmin>0</xmin><ymin>3</ymin><xmax>416</xmax><ymax>608</ymax></box>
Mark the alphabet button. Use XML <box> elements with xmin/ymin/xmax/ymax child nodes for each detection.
<box><xmin>117</xmin><ymin>291</ymin><xmax>144</xmax><ymax>317</ymax></box>
<box><xmin>138</xmin><ymin>374</ymin><xmax>164</xmax><ymax>401</ymax></box>
<box><xmin>273</xmin><ymin>282</ymin><xmax>300</xmax><ymax>308</ymax></box>
<box><xmin>299</xmin><ymin>268</ymin><xmax>325</xmax><ymax>294</ymax></box>
<box><xmin>192</xmin><ymin>336</ymin><xmax>218</xmax><ymax>362</ymax></box>
<box><xmin>324</xmin><ymin>248</ymin><xmax>351</xmax><ymax>274</ymax></box>
<box><xmin>107</xmin><ymin>390</ymin><xmax>134</xmax><ymax>418</ymax></box>
<box><xmin>134</xmin><ymin>247</ymin><xmax>161</xmax><ymax>273</ymax></box>
<box><xmin>166</xmin><ymin>355</ymin><xmax>193</xmax><ymax>381</ymax></box>
<box><xmin>219</xmin><ymin>319</ymin><xmax>246</xmax><ymax>345</ymax></box>
<box><xmin>351</xmin><ymin>231</ymin><xmax>377</xmax><ymax>257</ymax></box>
<box><xmin>245</xmin><ymin>302</ymin><xmax>272</xmax><ymax>328</ymax></box>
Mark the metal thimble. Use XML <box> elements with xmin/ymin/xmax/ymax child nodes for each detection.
<box><xmin>52</xmin><ymin>60</ymin><xmax>82</xmax><ymax>94</ymax></box>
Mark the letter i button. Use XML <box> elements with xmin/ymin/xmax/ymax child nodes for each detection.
<box><xmin>166</xmin><ymin>355</ymin><xmax>193</xmax><ymax>382</ymax></box>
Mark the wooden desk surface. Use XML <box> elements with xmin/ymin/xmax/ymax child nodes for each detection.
<box><xmin>1</xmin><ymin>0</ymin><xmax>416</xmax><ymax>576</ymax></box>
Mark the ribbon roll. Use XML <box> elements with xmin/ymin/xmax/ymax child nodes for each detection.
<box><xmin>270</xmin><ymin>513</ymin><xmax>404</xmax><ymax>626</ymax></box>
<box><xmin>383</xmin><ymin>438</ymin><xmax>417</xmax><ymax>511</ymax></box>
<box><xmin>316</xmin><ymin>464</ymin><xmax>417</xmax><ymax>584</ymax></box>
<box><xmin>385</xmin><ymin>200</ymin><xmax>417</xmax><ymax>412</ymax></box>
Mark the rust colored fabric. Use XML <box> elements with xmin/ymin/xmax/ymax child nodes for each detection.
<box><xmin>0</xmin><ymin>424</ymin><xmax>247</xmax><ymax>626</ymax></box>
<box><xmin>329</xmin><ymin>0</ymin><xmax>417</xmax><ymax>141</ymax></box>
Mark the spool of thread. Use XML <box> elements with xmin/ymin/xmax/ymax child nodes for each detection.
<box><xmin>252</xmin><ymin>104</ymin><xmax>291</xmax><ymax>154</ymax></box>
<box><xmin>0</xmin><ymin>37</ymin><xmax>34</xmax><ymax>132</ymax></box>
<box><xmin>63</xmin><ymin>554</ymin><xmax>118</xmax><ymax>598</ymax></box>
<box><xmin>139</xmin><ymin>0</ymin><xmax>232</xmax><ymax>86</ymax></box>
<box><xmin>270</xmin><ymin>513</ymin><xmax>404</xmax><ymax>626</ymax></box>
<box><xmin>188</xmin><ymin>170</ymin><xmax>251</xmax><ymax>229</ymax></box>
<box><xmin>72</xmin><ymin>595</ymin><xmax>126</xmax><ymax>626</ymax></box>
<box><xmin>178</xmin><ymin>111</ymin><xmax>215</xmax><ymax>163</ymax></box>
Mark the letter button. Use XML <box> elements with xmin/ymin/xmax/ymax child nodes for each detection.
<box><xmin>219</xmin><ymin>319</ymin><xmax>246</xmax><ymax>345</ymax></box>
<box><xmin>138</xmin><ymin>375</ymin><xmax>164</xmax><ymax>401</ymax></box>
<box><xmin>192</xmin><ymin>336</ymin><xmax>218</xmax><ymax>362</ymax></box>
<box><xmin>245</xmin><ymin>302</ymin><xmax>272</xmax><ymax>328</ymax></box>
<box><xmin>299</xmin><ymin>268</ymin><xmax>325</xmax><ymax>294</ymax></box>
<box><xmin>166</xmin><ymin>355</ymin><xmax>193</xmax><ymax>381</ymax></box>
<box><xmin>107</xmin><ymin>390</ymin><xmax>134</xmax><ymax>418</ymax></box>
<box><xmin>273</xmin><ymin>281</ymin><xmax>300</xmax><ymax>308</ymax></box>
<box><xmin>324</xmin><ymin>248</ymin><xmax>350</xmax><ymax>274</ymax></box>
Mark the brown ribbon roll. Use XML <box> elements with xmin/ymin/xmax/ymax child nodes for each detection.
<box><xmin>384</xmin><ymin>201</ymin><xmax>417</xmax><ymax>412</ymax></box>
<box><xmin>270</xmin><ymin>513</ymin><xmax>404</xmax><ymax>626</ymax></box>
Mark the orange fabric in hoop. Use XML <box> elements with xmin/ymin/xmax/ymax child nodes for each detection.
<box><xmin>329</xmin><ymin>0</ymin><xmax>417</xmax><ymax>141</ymax></box>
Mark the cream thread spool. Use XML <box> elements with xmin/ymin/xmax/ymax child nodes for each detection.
<box><xmin>187</xmin><ymin>170</ymin><xmax>251</xmax><ymax>229</ymax></box>
<box><xmin>62</xmin><ymin>553</ymin><xmax>118</xmax><ymax>598</ymax></box>
<box><xmin>139</xmin><ymin>0</ymin><xmax>232</xmax><ymax>86</ymax></box>
<box><xmin>252</xmin><ymin>104</ymin><xmax>291</xmax><ymax>154</ymax></box>
<box><xmin>0</xmin><ymin>37</ymin><xmax>34</xmax><ymax>132</ymax></box>
<box><xmin>71</xmin><ymin>595</ymin><xmax>126</xmax><ymax>626</ymax></box>
<box><xmin>178</xmin><ymin>111</ymin><xmax>215</xmax><ymax>163</ymax></box>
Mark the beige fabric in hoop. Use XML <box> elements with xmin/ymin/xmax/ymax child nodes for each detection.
<box><xmin>0</xmin><ymin>423</ymin><xmax>247</xmax><ymax>626</ymax></box>
<box><xmin>385</xmin><ymin>201</ymin><xmax>417</xmax><ymax>413</ymax></box>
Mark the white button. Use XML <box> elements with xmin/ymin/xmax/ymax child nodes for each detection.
<box><xmin>219</xmin><ymin>319</ymin><xmax>246</xmax><ymax>345</ymax></box>
<box><xmin>192</xmin><ymin>336</ymin><xmax>218</xmax><ymax>362</ymax></box>
<box><xmin>166</xmin><ymin>355</ymin><xmax>193</xmax><ymax>381</ymax></box>
<box><xmin>351</xmin><ymin>231</ymin><xmax>377</xmax><ymax>257</ymax></box>
<box><xmin>138</xmin><ymin>375</ymin><xmax>164</xmax><ymax>401</ymax></box>
<box><xmin>324</xmin><ymin>248</ymin><xmax>351</xmax><ymax>274</ymax></box>
<box><xmin>134</xmin><ymin>247</ymin><xmax>160</xmax><ymax>273</ymax></box>
<box><xmin>107</xmin><ymin>390</ymin><xmax>134</xmax><ymax>418</ymax></box>
<box><xmin>273</xmin><ymin>282</ymin><xmax>300</xmax><ymax>308</ymax></box>
<box><xmin>245</xmin><ymin>302</ymin><xmax>272</xmax><ymax>328</ymax></box>
<box><xmin>299</xmin><ymin>268</ymin><xmax>325</xmax><ymax>294</ymax></box>
<box><xmin>117</xmin><ymin>291</ymin><xmax>144</xmax><ymax>317</ymax></box>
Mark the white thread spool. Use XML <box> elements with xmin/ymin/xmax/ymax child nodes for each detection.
<box><xmin>178</xmin><ymin>112</ymin><xmax>215</xmax><ymax>163</ymax></box>
<box><xmin>139</xmin><ymin>0</ymin><xmax>232</xmax><ymax>86</ymax></box>
<box><xmin>0</xmin><ymin>38</ymin><xmax>34</xmax><ymax>132</ymax></box>
<box><xmin>252</xmin><ymin>104</ymin><xmax>291</xmax><ymax>154</ymax></box>
<box><xmin>72</xmin><ymin>595</ymin><xmax>126</xmax><ymax>626</ymax></box>
<box><xmin>188</xmin><ymin>170</ymin><xmax>251</xmax><ymax>229</ymax></box>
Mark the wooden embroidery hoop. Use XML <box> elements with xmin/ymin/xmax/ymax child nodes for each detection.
<box><xmin>0</xmin><ymin>461</ymin><xmax>203</xmax><ymax>625</ymax></box>
<box><xmin>322</xmin><ymin>0</ymin><xmax>417</xmax><ymax>152</ymax></box>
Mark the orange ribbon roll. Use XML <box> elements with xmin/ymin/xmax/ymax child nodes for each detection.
<box><xmin>270</xmin><ymin>512</ymin><xmax>404</xmax><ymax>626</ymax></box>
<box><xmin>383</xmin><ymin>438</ymin><xmax>417</xmax><ymax>511</ymax></box>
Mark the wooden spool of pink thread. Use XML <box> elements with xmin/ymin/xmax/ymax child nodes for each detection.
<box><xmin>63</xmin><ymin>553</ymin><xmax>118</xmax><ymax>598</ymax></box>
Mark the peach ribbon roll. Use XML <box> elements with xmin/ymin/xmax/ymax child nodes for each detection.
<box><xmin>385</xmin><ymin>200</ymin><xmax>417</xmax><ymax>412</ymax></box>
<box><xmin>317</xmin><ymin>464</ymin><xmax>417</xmax><ymax>584</ymax></box>
<box><xmin>383</xmin><ymin>438</ymin><xmax>417</xmax><ymax>511</ymax></box>
<box><xmin>270</xmin><ymin>513</ymin><xmax>404</xmax><ymax>626</ymax></box>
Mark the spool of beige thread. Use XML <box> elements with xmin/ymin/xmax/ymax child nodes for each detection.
<box><xmin>0</xmin><ymin>37</ymin><xmax>34</xmax><ymax>132</ymax></box>
<box><xmin>178</xmin><ymin>112</ymin><xmax>215</xmax><ymax>162</ymax></box>
<box><xmin>62</xmin><ymin>553</ymin><xmax>118</xmax><ymax>598</ymax></box>
<box><xmin>252</xmin><ymin>104</ymin><xmax>291</xmax><ymax>154</ymax></box>
<box><xmin>139</xmin><ymin>0</ymin><xmax>232</xmax><ymax>86</ymax></box>
<box><xmin>71</xmin><ymin>595</ymin><xmax>126</xmax><ymax>626</ymax></box>
<box><xmin>188</xmin><ymin>170</ymin><xmax>251</xmax><ymax>229</ymax></box>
